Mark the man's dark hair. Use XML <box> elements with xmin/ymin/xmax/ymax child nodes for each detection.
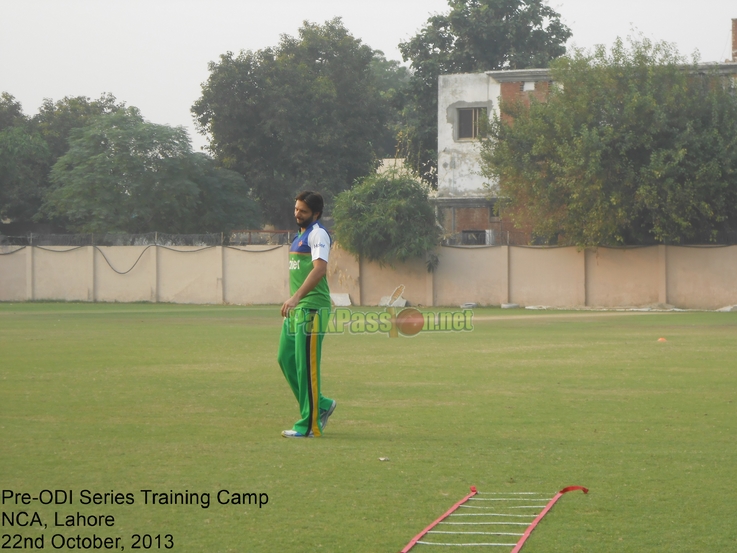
<box><xmin>295</xmin><ymin>191</ymin><xmax>324</xmax><ymax>220</ymax></box>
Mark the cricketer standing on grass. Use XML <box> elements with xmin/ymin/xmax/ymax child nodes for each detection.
<box><xmin>278</xmin><ymin>191</ymin><xmax>337</xmax><ymax>438</ymax></box>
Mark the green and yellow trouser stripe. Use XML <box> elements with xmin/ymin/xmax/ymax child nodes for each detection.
<box><xmin>277</xmin><ymin>307</ymin><xmax>334</xmax><ymax>436</ymax></box>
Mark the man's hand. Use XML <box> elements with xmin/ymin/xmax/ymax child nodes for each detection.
<box><xmin>281</xmin><ymin>259</ymin><xmax>327</xmax><ymax>318</ymax></box>
<box><xmin>281</xmin><ymin>295</ymin><xmax>300</xmax><ymax>318</ymax></box>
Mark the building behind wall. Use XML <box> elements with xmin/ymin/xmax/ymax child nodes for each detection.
<box><xmin>437</xmin><ymin>69</ymin><xmax>551</xmax><ymax>198</ymax></box>
<box><xmin>435</xmin><ymin>69</ymin><xmax>552</xmax><ymax>245</ymax></box>
<box><xmin>437</xmin><ymin>19</ymin><xmax>737</xmax><ymax>245</ymax></box>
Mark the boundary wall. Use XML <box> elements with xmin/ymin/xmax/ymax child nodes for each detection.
<box><xmin>1</xmin><ymin>244</ymin><xmax>735</xmax><ymax>309</ymax></box>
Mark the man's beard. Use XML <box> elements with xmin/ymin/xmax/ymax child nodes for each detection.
<box><xmin>297</xmin><ymin>214</ymin><xmax>315</xmax><ymax>229</ymax></box>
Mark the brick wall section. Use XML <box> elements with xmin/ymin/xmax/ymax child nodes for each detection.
<box><xmin>438</xmin><ymin>206</ymin><xmax>494</xmax><ymax>234</ymax></box>
<box><xmin>437</xmin><ymin>205</ymin><xmax>530</xmax><ymax>244</ymax></box>
<box><xmin>494</xmin><ymin>80</ymin><xmax>550</xmax><ymax>242</ymax></box>
<box><xmin>500</xmin><ymin>81</ymin><xmax>551</xmax><ymax>104</ymax></box>
<box><xmin>454</xmin><ymin>207</ymin><xmax>492</xmax><ymax>232</ymax></box>
<box><xmin>499</xmin><ymin>81</ymin><xmax>551</xmax><ymax>124</ymax></box>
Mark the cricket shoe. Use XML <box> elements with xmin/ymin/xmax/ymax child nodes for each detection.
<box><xmin>319</xmin><ymin>400</ymin><xmax>337</xmax><ymax>431</ymax></box>
<box><xmin>281</xmin><ymin>429</ymin><xmax>313</xmax><ymax>438</ymax></box>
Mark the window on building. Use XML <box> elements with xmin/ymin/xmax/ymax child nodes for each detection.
<box><xmin>457</xmin><ymin>107</ymin><xmax>487</xmax><ymax>139</ymax></box>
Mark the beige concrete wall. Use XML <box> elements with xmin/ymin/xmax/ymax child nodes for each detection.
<box><xmin>33</xmin><ymin>246</ymin><xmax>93</xmax><ymax>301</ymax></box>
<box><xmin>585</xmin><ymin>247</ymin><xmax>660</xmax><ymax>307</ymax></box>
<box><xmin>509</xmin><ymin>246</ymin><xmax>586</xmax><ymax>307</ymax></box>
<box><xmin>224</xmin><ymin>245</ymin><xmax>288</xmax><ymax>305</ymax></box>
<box><xmin>358</xmin><ymin>256</ymin><xmax>432</xmax><ymax>306</ymax></box>
<box><xmin>667</xmin><ymin>246</ymin><xmax>737</xmax><ymax>309</ymax></box>
<box><xmin>326</xmin><ymin>246</ymin><xmax>361</xmax><ymax>305</ymax></box>
<box><xmin>434</xmin><ymin>246</ymin><xmax>507</xmax><ymax>306</ymax></box>
<box><xmin>0</xmin><ymin>246</ymin><xmax>28</xmax><ymax>301</ymax></box>
<box><xmin>2</xmin><ymin>244</ymin><xmax>736</xmax><ymax>308</ymax></box>
<box><xmin>95</xmin><ymin>246</ymin><xmax>157</xmax><ymax>303</ymax></box>
<box><xmin>157</xmin><ymin>246</ymin><xmax>223</xmax><ymax>304</ymax></box>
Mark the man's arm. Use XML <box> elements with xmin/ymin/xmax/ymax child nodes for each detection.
<box><xmin>280</xmin><ymin>259</ymin><xmax>327</xmax><ymax>317</ymax></box>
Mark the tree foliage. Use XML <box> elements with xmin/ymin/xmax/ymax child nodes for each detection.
<box><xmin>41</xmin><ymin>108</ymin><xmax>260</xmax><ymax>233</ymax></box>
<box><xmin>480</xmin><ymin>38</ymin><xmax>737</xmax><ymax>246</ymax></box>
<box><xmin>0</xmin><ymin>94</ymin><xmax>51</xmax><ymax>222</ymax></box>
<box><xmin>0</xmin><ymin>93</ymin><xmax>27</xmax><ymax>132</ymax></box>
<box><xmin>0</xmin><ymin>125</ymin><xmax>51</xmax><ymax>222</ymax></box>
<box><xmin>0</xmin><ymin>93</ymin><xmax>127</xmax><ymax>228</ymax></box>
<box><xmin>32</xmin><ymin>93</ymin><xmax>125</xmax><ymax>160</ymax></box>
<box><xmin>398</xmin><ymin>0</ymin><xmax>571</xmax><ymax>186</ymax></box>
<box><xmin>370</xmin><ymin>52</ymin><xmax>411</xmax><ymax>157</ymax></box>
<box><xmin>332</xmin><ymin>172</ymin><xmax>440</xmax><ymax>266</ymax></box>
<box><xmin>193</xmin><ymin>18</ymin><xmax>390</xmax><ymax>227</ymax></box>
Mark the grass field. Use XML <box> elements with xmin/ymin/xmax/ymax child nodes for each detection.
<box><xmin>1</xmin><ymin>303</ymin><xmax>736</xmax><ymax>552</ymax></box>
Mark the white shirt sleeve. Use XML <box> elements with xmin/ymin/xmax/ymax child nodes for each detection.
<box><xmin>308</xmin><ymin>227</ymin><xmax>330</xmax><ymax>263</ymax></box>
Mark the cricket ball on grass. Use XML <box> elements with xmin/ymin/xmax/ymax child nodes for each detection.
<box><xmin>396</xmin><ymin>308</ymin><xmax>424</xmax><ymax>336</ymax></box>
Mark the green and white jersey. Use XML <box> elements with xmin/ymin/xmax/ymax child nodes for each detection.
<box><xmin>289</xmin><ymin>221</ymin><xmax>331</xmax><ymax>309</ymax></box>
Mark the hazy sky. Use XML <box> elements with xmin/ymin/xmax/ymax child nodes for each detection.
<box><xmin>2</xmin><ymin>0</ymin><xmax>735</xmax><ymax>151</ymax></box>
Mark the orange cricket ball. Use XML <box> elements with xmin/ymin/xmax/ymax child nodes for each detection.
<box><xmin>396</xmin><ymin>308</ymin><xmax>425</xmax><ymax>336</ymax></box>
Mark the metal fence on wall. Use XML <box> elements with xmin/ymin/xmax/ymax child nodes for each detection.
<box><xmin>0</xmin><ymin>231</ymin><xmax>296</xmax><ymax>247</ymax></box>
<box><xmin>7</xmin><ymin>230</ymin><xmax>734</xmax><ymax>249</ymax></box>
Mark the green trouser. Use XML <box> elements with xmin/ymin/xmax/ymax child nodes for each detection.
<box><xmin>277</xmin><ymin>307</ymin><xmax>334</xmax><ymax>436</ymax></box>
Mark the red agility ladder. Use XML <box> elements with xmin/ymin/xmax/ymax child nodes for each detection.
<box><xmin>400</xmin><ymin>487</ymin><xmax>480</xmax><ymax>552</ymax></box>
<box><xmin>400</xmin><ymin>486</ymin><xmax>588</xmax><ymax>551</ymax></box>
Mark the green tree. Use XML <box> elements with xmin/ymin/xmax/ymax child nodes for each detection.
<box><xmin>0</xmin><ymin>126</ymin><xmax>52</xmax><ymax>222</ymax></box>
<box><xmin>332</xmin><ymin>171</ymin><xmax>440</xmax><ymax>267</ymax></box>
<box><xmin>190</xmin><ymin>153</ymin><xmax>262</xmax><ymax>233</ymax></box>
<box><xmin>398</xmin><ymin>0</ymin><xmax>571</xmax><ymax>186</ymax></box>
<box><xmin>192</xmin><ymin>18</ymin><xmax>389</xmax><ymax>228</ymax></box>
<box><xmin>41</xmin><ymin>108</ymin><xmax>259</xmax><ymax>233</ymax></box>
<box><xmin>370</xmin><ymin>51</ymin><xmax>411</xmax><ymax>157</ymax></box>
<box><xmin>1</xmin><ymin>94</ymin><xmax>52</xmax><ymax>223</ymax></box>
<box><xmin>480</xmin><ymin>38</ymin><xmax>737</xmax><ymax>246</ymax></box>
<box><xmin>0</xmin><ymin>93</ymin><xmax>126</xmax><ymax>228</ymax></box>
<box><xmin>32</xmin><ymin>94</ymin><xmax>125</xmax><ymax>161</ymax></box>
<box><xmin>0</xmin><ymin>93</ymin><xmax>27</xmax><ymax>131</ymax></box>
